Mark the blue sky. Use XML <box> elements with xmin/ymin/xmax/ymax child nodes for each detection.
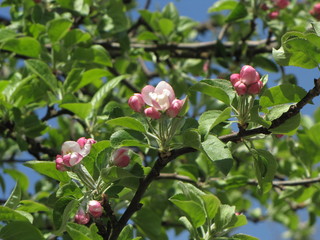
<box><xmin>1</xmin><ymin>0</ymin><xmax>320</xmax><ymax>239</ymax></box>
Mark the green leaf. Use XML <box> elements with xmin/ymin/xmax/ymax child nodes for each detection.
<box><xmin>190</xmin><ymin>79</ymin><xmax>234</xmax><ymax>105</ymax></box>
<box><xmin>63</xmin><ymin>68</ymin><xmax>84</xmax><ymax>93</ymax></box>
<box><xmin>201</xmin><ymin>135</ymin><xmax>233</xmax><ymax>175</ymax></box>
<box><xmin>106</xmin><ymin>0</ymin><xmax>129</xmax><ymax>33</ymax></box>
<box><xmin>4</xmin><ymin>182</ymin><xmax>21</xmax><ymax>209</ymax></box>
<box><xmin>66</xmin><ymin>223</ymin><xmax>92</xmax><ymax>240</ymax></box>
<box><xmin>2</xmin><ymin>37</ymin><xmax>41</xmax><ymax>58</ymax></box>
<box><xmin>312</xmin><ymin>22</ymin><xmax>320</xmax><ymax>36</ymax></box>
<box><xmin>208</xmin><ymin>0</ymin><xmax>238</xmax><ymax>12</ymax></box>
<box><xmin>182</xmin><ymin>129</ymin><xmax>201</xmax><ymax>150</ymax></box>
<box><xmin>110</xmin><ymin>129</ymin><xmax>148</xmax><ymax>148</ymax></box>
<box><xmin>253</xmin><ymin>149</ymin><xmax>277</xmax><ymax>194</ymax></box>
<box><xmin>53</xmin><ymin>198</ymin><xmax>79</xmax><ymax>235</ymax></box>
<box><xmin>179</xmin><ymin>216</ymin><xmax>196</xmax><ymax>238</ymax></box>
<box><xmin>158</xmin><ymin>18</ymin><xmax>174</xmax><ymax>36</ymax></box>
<box><xmin>106</xmin><ymin>117</ymin><xmax>146</xmax><ymax>132</ymax></box>
<box><xmin>270</xmin><ymin>113</ymin><xmax>300</xmax><ymax>135</ymax></box>
<box><xmin>64</xmin><ymin>29</ymin><xmax>91</xmax><ymax>48</ymax></box>
<box><xmin>60</xmin><ymin>103</ymin><xmax>92</xmax><ymax>120</ymax></box>
<box><xmin>4</xmin><ymin>169</ymin><xmax>29</xmax><ymax>192</ymax></box>
<box><xmin>214</xmin><ymin>204</ymin><xmax>237</xmax><ymax>231</ymax></box>
<box><xmin>226</xmin><ymin>2</ymin><xmax>248</xmax><ymax>23</ymax></box>
<box><xmin>231</xmin><ymin>234</ymin><xmax>259</xmax><ymax>240</ymax></box>
<box><xmin>169</xmin><ymin>193</ymin><xmax>206</xmax><ymax>228</ymax></box>
<box><xmin>25</xmin><ymin>59</ymin><xmax>58</xmax><ymax>93</ymax></box>
<box><xmin>252</xmin><ymin>55</ymin><xmax>278</xmax><ymax>72</ymax></box>
<box><xmin>101</xmin><ymin>166</ymin><xmax>139</xmax><ymax>182</ymax></box>
<box><xmin>0</xmin><ymin>221</ymin><xmax>45</xmax><ymax>240</ymax></box>
<box><xmin>89</xmin><ymin>224</ymin><xmax>103</xmax><ymax>240</ymax></box>
<box><xmin>0</xmin><ymin>206</ymin><xmax>29</xmax><ymax>222</ymax></box>
<box><xmin>24</xmin><ymin>161</ymin><xmax>70</xmax><ymax>183</ymax></box>
<box><xmin>118</xmin><ymin>224</ymin><xmax>134</xmax><ymax>240</ymax></box>
<box><xmin>259</xmin><ymin>84</ymin><xmax>307</xmax><ymax>108</ymax></box>
<box><xmin>74</xmin><ymin>45</ymin><xmax>112</xmax><ymax>66</ymax></box>
<box><xmin>91</xmin><ymin>75</ymin><xmax>126</xmax><ymax>113</ymax></box>
<box><xmin>198</xmin><ymin>108</ymin><xmax>231</xmax><ymax>136</ymax></box>
<box><xmin>57</xmin><ymin>181</ymin><xmax>83</xmax><ymax>199</ymax></box>
<box><xmin>201</xmin><ymin>194</ymin><xmax>221</xmax><ymax>219</ymax></box>
<box><xmin>16</xmin><ymin>200</ymin><xmax>50</xmax><ymax>213</ymax></box>
<box><xmin>0</xmin><ymin>29</ymin><xmax>17</xmax><ymax>42</ymax></box>
<box><xmin>47</xmin><ymin>18</ymin><xmax>73</xmax><ymax>43</ymax></box>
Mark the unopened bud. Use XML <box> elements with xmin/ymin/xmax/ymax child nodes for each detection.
<box><xmin>88</xmin><ymin>200</ymin><xmax>103</xmax><ymax>218</ymax></box>
<box><xmin>240</xmin><ymin>65</ymin><xmax>260</xmax><ymax>85</ymax></box>
<box><xmin>74</xmin><ymin>209</ymin><xmax>90</xmax><ymax>224</ymax></box>
<box><xmin>230</xmin><ymin>73</ymin><xmax>240</xmax><ymax>86</ymax></box>
<box><xmin>166</xmin><ymin>99</ymin><xmax>184</xmax><ymax>118</ymax></box>
<box><xmin>112</xmin><ymin>148</ymin><xmax>130</xmax><ymax>167</ymax></box>
<box><xmin>268</xmin><ymin>11</ymin><xmax>279</xmax><ymax>19</ymax></box>
<box><xmin>144</xmin><ymin>107</ymin><xmax>161</xmax><ymax>119</ymax></box>
<box><xmin>128</xmin><ymin>93</ymin><xmax>145</xmax><ymax>112</ymax></box>
<box><xmin>55</xmin><ymin>155</ymin><xmax>67</xmax><ymax>171</ymax></box>
<box><xmin>247</xmin><ymin>80</ymin><xmax>263</xmax><ymax>95</ymax></box>
<box><xmin>234</xmin><ymin>81</ymin><xmax>247</xmax><ymax>96</ymax></box>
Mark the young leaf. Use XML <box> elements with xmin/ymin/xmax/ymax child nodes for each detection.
<box><xmin>208</xmin><ymin>0</ymin><xmax>238</xmax><ymax>12</ymax></box>
<box><xmin>2</xmin><ymin>37</ymin><xmax>41</xmax><ymax>58</ymax></box>
<box><xmin>0</xmin><ymin>221</ymin><xmax>45</xmax><ymax>240</ymax></box>
<box><xmin>4</xmin><ymin>182</ymin><xmax>21</xmax><ymax>209</ymax></box>
<box><xmin>225</xmin><ymin>2</ymin><xmax>248</xmax><ymax>23</ymax></box>
<box><xmin>118</xmin><ymin>224</ymin><xmax>134</xmax><ymax>240</ymax></box>
<box><xmin>110</xmin><ymin>129</ymin><xmax>148</xmax><ymax>148</ymax></box>
<box><xmin>106</xmin><ymin>117</ymin><xmax>146</xmax><ymax>132</ymax></box>
<box><xmin>16</xmin><ymin>200</ymin><xmax>50</xmax><ymax>213</ymax></box>
<box><xmin>214</xmin><ymin>204</ymin><xmax>237</xmax><ymax>231</ymax></box>
<box><xmin>201</xmin><ymin>194</ymin><xmax>221</xmax><ymax>220</ymax></box>
<box><xmin>201</xmin><ymin>135</ymin><xmax>233</xmax><ymax>175</ymax></box>
<box><xmin>60</xmin><ymin>103</ymin><xmax>92</xmax><ymax>120</ymax></box>
<box><xmin>47</xmin><ymin>18</ymin><xmax>73</xmax><ymax>43</ymax></box>
<box><xmin>24</xmin><ymin>161</ymin><xmax>70</xmax><ymax>182</ymax></box>
<box><xmin>66</xmin><ymin>222</ymin><xmax>93</xmax><ymax>240</ymax></box>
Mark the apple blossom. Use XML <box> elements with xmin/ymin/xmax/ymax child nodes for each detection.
<box><xmin>74</xmin><ymin>209</ymin><xmax>90</xmax><ymax>225</ymax></box>
<box><xmin>310</xmin><ymin>3</ymin><xmax>320</xmax><ymax>20</ymax></box>
<box><xmin>268</xmin><ymin>11</ymin><xmax>279</xmax><ymax>19</ymax></box>
<box><xmin>166</xmin><ymin>99</ymin><xmax>185</xmax><ymax>118</ymax></box>
<box><xmin>144</xmin><ymin>107</ymin><xmax>161</xmax><ymax>119</ymax></box>
<box><xmin>273</xmin><ymin>0</ymin><xmax>289</xmax><ymax>9</ymax></box>
<box><xmin>55</xmin><ymin>155</ymin><xmax>67</xmax><ymax>171</ymax></box>
<box><xmin>112</xmin><ymin>147</ymin><xmax>131</xmax><ymax>167</ymax></box>
<box><xmin>62</xmin><ymin>152</ymin><xmax>83</xmax><ymax>167</ymax></box>
<box><xmin>141</xmin><ymin>81</ymin><xmax>175</xmax><ymax>112</ymax></box>
<box><xmin>88</xmin><ymin>200</ymin><xmax>103</xmax><ymax>218</ymax></box>
<box><xmin>230</xmin><ymin>65</ymin><xmax>263</xmax><ymax>96</ymax></box>
<box><xmin>128</xmin><ymin>93</ymin><xmax>145</xmax><ymax>112</ymax></box>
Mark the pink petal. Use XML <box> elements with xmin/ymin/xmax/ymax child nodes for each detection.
<box><xmin>61</xmin><ymin>141</ymin><xmax>81</xmax><ymax>155</ymax></box>
<box><xmin>154</xmin><ymin>81</ymin><xmax>175</xmax><ymax>103</ymax></box>
<box><xmin>141</xmin><ymin>85</ymin><xmax>155</xmax><ymax>106</ymax></box>
<box><xmin>240</xmin><ymin>65</ymin><xmax>258</xmax><ymax>85</ymax></box>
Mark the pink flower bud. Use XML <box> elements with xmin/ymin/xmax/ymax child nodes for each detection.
<box><xmin>88</xmin><ymin>200</ymin><xmax>103</xmax><ymax>218</ymax></box>
<box><xmin>55</xmin><ymin>155</ymin><xmax>67</xmax><ymax>171</ymax></box>
<box><xmin>230</xmin><ymin>73</ymin><xmax>240</xmax><ymax>86</ymax></box>
<box><xmin>247</xmin><ymin>80</ymin><xmax>263</xmax><ymax>95</ymax></box>
<box><xmin>240</xmin><ymin>65</ymin><xmax>259</xmax><ymax>85</ymax></box>
<box><xmin>144</xmin><ymin>107</ymin><xmax>161</xmax><ymax>119</ymax></box>
<box><xmin>273</xmin><ymin>0</ymin><xmax>289</xmax><ymax>9</ymax></box>
<box><xmin>268</xmin><ymin>11</ymin><xmax>279</xmax><ymax>19</ymax></box>
<box><xmin>166</xmin><ymin>99</ymin><xmax>184</xmax><ymax>118</ymax></box>
<box><xmin>63</xmin><ymin>152</ymin><xmax>83</xmax><ymax>167</ymax></box>
<box><xmin>260</xmin><ymin>3</ymin><xmax>269</xmax><ymax>10</ymax></box>
<box><xmin>275</xmin><ymin>134</ymin><xmax>284</xmax><ymax>138</ymax></box>
<box><xmin>128</xmin><ymin>93</ymin><xmax>145</xmax><ymax>112</ymax></box>
<box><xmin>234</xmin><ymin>81</ymin><xmax>247</xmax><ymax>96</ymax></box>
<box><xmin>112</xmin><ymin>148</ymin><xmax>130</xmax><ymax>167</ymax></box>
<box><xmin>74</xmin><ymin>209</ymin><xmax>90</xmax><ymax>224</ymax></box>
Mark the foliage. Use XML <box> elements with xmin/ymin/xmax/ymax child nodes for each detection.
<box><xmin>1</xmin><ymin>0</ymin><xmax>320</xmax><ymax>240</ymax></box>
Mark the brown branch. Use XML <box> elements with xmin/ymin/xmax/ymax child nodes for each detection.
<box><xmin>109</xmin><ymin>148</ymin><xmax>196</xmax><ymax>240</ymax></box>
<box><xmin>157</xmin><ymin>173</ymin><xmax>320</xmax><ymax>189</ymax></box>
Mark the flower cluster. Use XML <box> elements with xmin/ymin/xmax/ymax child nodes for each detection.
<box><xmin>74</xmin><ymin>200</ymin><xmax>104</xmax><ymax>225</ymax></box>
<box><xmin>128</xmin><ymin>81</ymin><xmax>185</xmax><ymax>119</ymax></box>
<box><xmin>261</xmin><ymin>0</ymin><xmax>290</xmax><ymax>19</ymax></box>
<box><xmin>310</xmin><ymin>3</ymin><xmax>320</xmax><ymax>20</ymax></box>
<box><xmin>230</xmin><ymin>65</ymin><xmax>263</xmax><ymax>96</ymax></box>
<box><xmin>55</xmin><ymin>137</ymin><xmax>96</xmax><ymax>171</ymax></box>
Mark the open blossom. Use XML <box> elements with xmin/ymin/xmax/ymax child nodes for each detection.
<box><xmin>55</xmin><ymin>137</ymin><xmax>96</xmax><ymax>171</ymax></box>
<box><xmin>74</xmin><ymin>209</ymin><xmax>90</xmax><ymax>224</ymax></box>
<box><xmin>230</xmin><ymin>65</ymin><xmax>263</xmax><ymax>96</ymax></box>
<box><xmin>128</xmin><ymin>81</ymin><xmax>185</xmax><ymax>119</ymax></box>
<box><xmin>112</xmin><ymin>147</ymin><xmax>131</xmax><ymax>167</ymax></box>
<box><xmin>88</xmin><ymin>200</ymin><xmax>103</xmax><ymax>218</ymax></box>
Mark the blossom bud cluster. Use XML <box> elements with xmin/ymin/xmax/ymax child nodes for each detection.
<box><xmin>128</xmin><ymin>81</ymin><xmax>185</xmax><ymax>119</ymax></box>
<box><xmin>310</xmin><ymin>3</ymin><xmax>320</xmax><ymax>20</ymax></box>
<box><xmin>261</xmin><ymin>0</ymin><xmax>290</xmax><ymax>20</ymax></box>
<box><xmin>230</xmin><ymin>65</ymin><xmax>263</xmax><ymax>96</ymax></box>
<box><xmin>74</xmin><ymin>200</ymin><xmax>104</xmax><ymax>224</ymax></box>
<box><xmin>55</xmin><ymin>137</ymin><xmax>96</xmax><ymax>171</ymax></box>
